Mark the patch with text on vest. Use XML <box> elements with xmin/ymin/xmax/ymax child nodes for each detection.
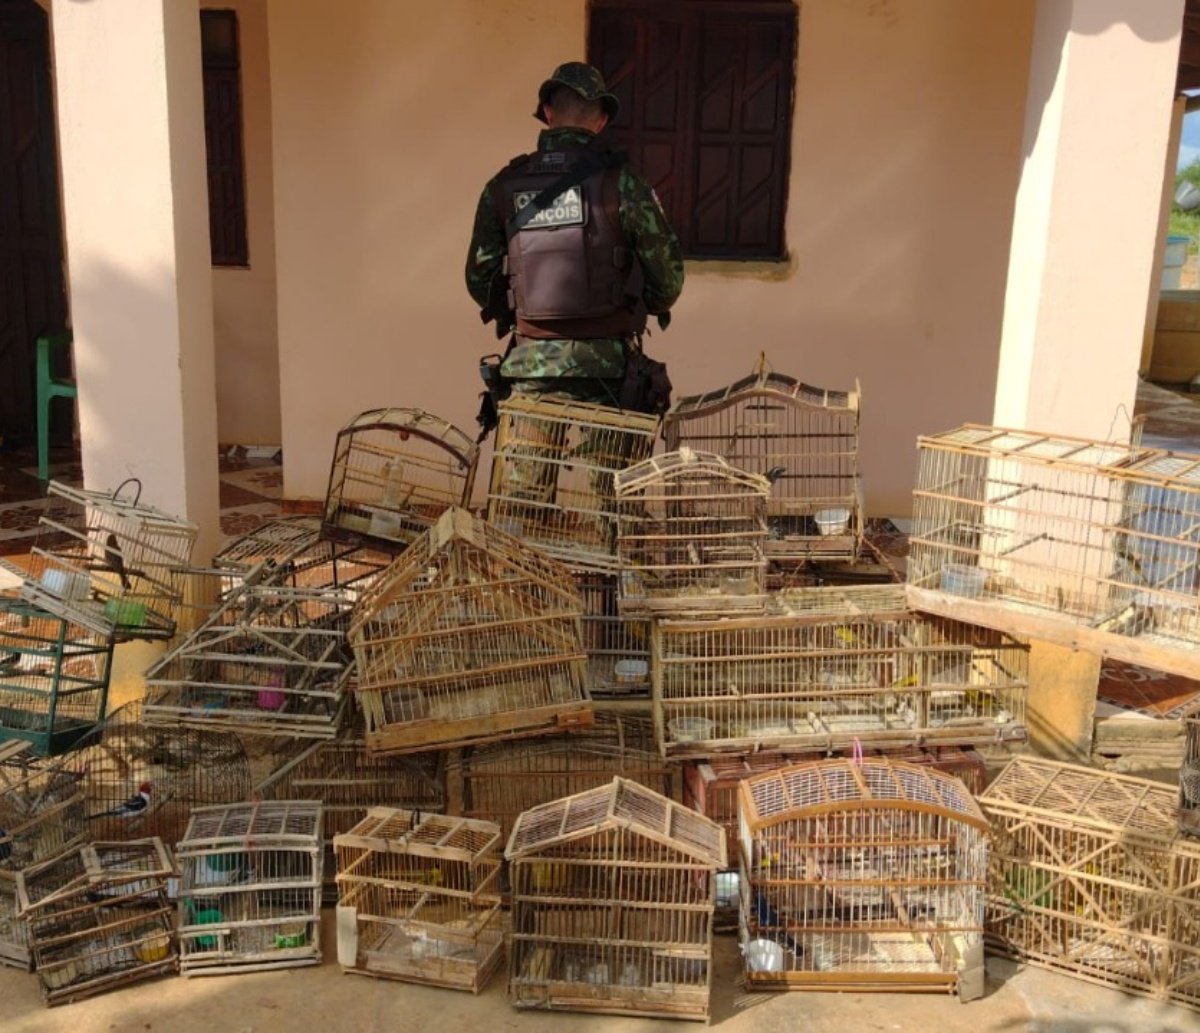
<box><xmin>513</xmin><ymin>187</ymin><xmax>585</xmax><ymax>229</ymax></box>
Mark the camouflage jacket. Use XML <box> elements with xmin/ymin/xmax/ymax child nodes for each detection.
<box><xmin>465</xmin><ymin>128</ymin><xmax>684</xmax><ymax>379</ymax></box>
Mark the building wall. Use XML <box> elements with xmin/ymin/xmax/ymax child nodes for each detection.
<box><xmin>268</xmin><ymin>0</ymin><xmax>1034</xmax><ymax>513</ymax></box>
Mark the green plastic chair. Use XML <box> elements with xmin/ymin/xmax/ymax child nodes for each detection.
<box><xmin>36</xmin><ymin>331</ymin><xmax>77</xmax><ymax>481</ymax></box>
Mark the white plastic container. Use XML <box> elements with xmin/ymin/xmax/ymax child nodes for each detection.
<box><xmin>668</xmin><ymin>716</ymin><xmax>715</xmax><ymax>742</ymax></box>
<box><xmin>814</xmin><ymin>507</ymin><xmax>850</xmax><ymax>536</ymax></box>
<box><xmin>940</xmin><ymin>563</ymin><xmax>988</xmax><ymax>598</ymax></box>
<box><xmin>613</xmin><ymin>659</ymin><xmax>648</xmax><ymax>684</ymax></box>
<box><xmin>1163</xmin><ymin>234</ymin><xmax>1191</xmax><ymax>290</ymax></box>
<box><xmin>742</xmin><ymin>938</ymin><xmax>784</xmax><ymax>973</ymax></box>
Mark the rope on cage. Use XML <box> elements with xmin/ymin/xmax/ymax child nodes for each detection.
<box><xmin>851</xmin><ymin>737</ymin><xmax>863</xmax><ymax>768</ymax></box>
<box><xmin>1104</xmin><ymin>402</ymin><xmax>1141</xmax><ymax>449</ymax></box>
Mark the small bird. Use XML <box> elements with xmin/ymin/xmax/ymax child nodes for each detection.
<box><xmin>89</xmin><ymin>782</ymin><xmax>152</xmax><ymax>820</ymax></box>
<box><xmin>764</xmin><ymin>466</ymin><xmax>787</xmax><ymax>485</ymax></box>
<box><xmin>0</xmin><ymin>651</ymin><xmax>20</xmax><ymax>674</ymax></box>
<box><xmin>102</xmin><ymin>533</ymin><xmax>132</xmax><ymax>590</ymax></box>
<box><xmin>753</xmin><ymin>891</ymin><xmax>802</xmax><ymax>956</ymax></box>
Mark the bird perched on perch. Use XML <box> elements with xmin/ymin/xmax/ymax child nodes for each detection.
<box><xmin>764</xmin><ymin>466</ymin><xmax>787</xmax><ymax>486</ymax></box>
<box><xmin>100</xmin><ymin>533</ymin><xmax>132</xmax><ymax>590</ymax></box>
<box><xmin>89</xmin><ymin>782</ymin><xmax>152</xmax><ymax>820</ymax></box>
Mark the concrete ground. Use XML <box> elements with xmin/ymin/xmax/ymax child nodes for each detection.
<box><xmin>1</xmin><ymin>916</ymin><xmax>1196</xmax><ymax>1033</ymax></box>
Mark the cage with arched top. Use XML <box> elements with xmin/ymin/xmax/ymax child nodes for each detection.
<box><xmin>175</xmin><ymin>801</ymin><xmax>323</xmax><ymax>975</ymax></box>
<box><xmin>738</xmin><ymin>758</ymin><xmax>987</xmax><ymax>999</ymax></box>
<box><xmin>615</xmin><ymin>448</ymin><xmax>771</xmax><ymax>616</ymax></box>
<box><xmin>322</xmin><ymin>408</ymin><xmax>479</xmax><ymax>551</ymax></box>
<box><xmin>334</xmin><ymin>808</ymin><xmax>504</xmax><ymax>991</ymax></box>
<box><xmin>506</xmin><ymin>777</ymin><xmax>725</xmax><ymax>1022</ymax></box>
<box><xmin>663</xmin><ymin>368</ymin><xmax>863</xmax><ymax>564</ymax></box>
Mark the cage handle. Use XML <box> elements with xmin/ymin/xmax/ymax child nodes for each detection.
<box><xmin>112</xmin><ymin>478</ymin><xmax>143</xmax><ymax>507</ymax></box>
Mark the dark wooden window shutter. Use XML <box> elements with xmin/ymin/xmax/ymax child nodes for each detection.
<box><xmin>201</xmin><ymin>10</ymin><xmax>248</xmax><ymax>267</ymax></box>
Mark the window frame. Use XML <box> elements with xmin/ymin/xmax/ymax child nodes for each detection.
<box><xmin>200</xmin><ymin>8</ymin><xmax>249</xmax><ymax>268</ymax></box>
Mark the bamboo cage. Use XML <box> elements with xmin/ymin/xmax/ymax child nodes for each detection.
<box><xmin>142</xmin><ymin>584</ymin><xmax>353</xmax><ymax>739</ymax></box>
<box><xmin>615</xmin><ymin>448</ymin><xmax>770</xmax><ymax>616</ymax></box>
<box><xmin>350</xmin><ymin>507</ymin><xmax>591</xmax><ymax>756</ymax></box>
<box><xmin>663</xmin><ymin>368</ymin><xmax>864</xmax><ymax>563</ymax></box>
<box><xmin>323</xmin><ymin>408</ymin><xmax>479</xmax><ymax>550</ymax></box>
<box><xmin>1183</xmin><ymin>714</ymin><xmax>1200</xmax><ymax>837</ymax></box>
<box><xmin>334</xmin><ymin>808</ymin><xmax>504</xmax><ymax>991</ymax></box>
<box><xmin>487</xmin><ymin>394</ymin><xmax>659</xmax><ymax>570</ymax></box>
<box><xmin>17</xmin><ymin>839</ymin><xmax>176</xmax><ymax>1006</ymax></box>
<box><xmin>739</xmin><ymin>758</ymin><xmax>987</xmax><ymax>998</ymax></box>
<box><xmin>19</xmin><ymin>478</ymin><xmax>198</xmax><ymax>640</ymax></box>
<box><xmin>0</xmin><ymin>598</ymin><xmax>114</xmax><ymax>755</ymax></box>
<box><xmin>653</xmin><ymin>585</ymin><xmax>1028</xmax><ymax>760</ymax></box>
<box><xmin>506</xmin><ymin>777</ymin><xmax>725</xmax><ymax>1022</ymax></box>
<box><xmin>575</xmin><ymin>571</ymin><xmax>651</xmax><ymax>699</ymax></box>
<box><xmin>981</xmin><ymin>756</ymin><xmax>1200</xmax><ymax>1011</ymax></box>
<box><xmin>908</xmin><ymin>425</ymin><xmax>1200</xmax><ymax>680</ymax></box>
<box><xmin>72</xmin><ymin>701</ymin><xmax>250</xmax><ymax>845</ymax></box>
<box><xmin>175</xmin><ymin>801</ymin><xmax>323</xmax><ymax>975</ymax></box>
<box><xmin>455</xmin><ymin>713</ymin><xmax>673</xmax><ymax>843</ymax></box>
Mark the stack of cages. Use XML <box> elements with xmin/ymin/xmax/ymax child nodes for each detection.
<box><xmin>738</xmin><ymin>758</ymin><xmax>987</xmax><ymax>999</ymax></box>
<box><xmin>982</xmin><ymin>756</ymin><xmax>1200</xmax><ymax>1011</ymax></box>
<box><xmin>350</xmin><ymin>507</ymin><xmax>591</xmax><ymax>756</ymax></box>
<box><xmin>1183</xmin><ymin>712</ymin><xmax>1200</xmax><ymax>836</ymax></box>
<box><xmin>653</xmin><ymin>585</ymin><xmax>1028</xmax><ymax>759</ymax></box>
<box><xmin>575</xmin><ymin>571</ymin><xmax>651</xmax><ymax>699</ymax></box>
<box><xmin>506</xmin><ymin>777</ymin><xmax>725</xmax><ymax>1022</ymax></box>
<box><xmin>908</xmin><ymin>426</ymin><xmax>1200</xmax><ymax>679</ymax></box>
<box><xmin>487</xmin><ymin>394</ymin><xmax>660</xmax><ymax>570</ymax></box>
<box><xmin>0</xmin><ymin>743</ymin><xmax>87</xmax><ymax>969</ymax></box>
<box><xmin>142</xmin><ymin>583</ymin><xmax>353</xmax><ymax>739</ymax></box>
<box><xmin>322</xmin><ymin>408</ymin><xmax>478</xmax><ymax>550</ymax></box>
<box><xmin>615</xmin><ymin>449</ymin><xmax>771</xmax><ymax>616</ymax></box>
<box><xmin>175</xmin><ymin>801</ymin><xmax>323</xmax><ymax>975</ymax></box>
<box><xmin>663</xmin><ymin>368</ymin><xmax>864</xmax><ymax>564</ymax></box>
<box><xmin>17</xmin><ymin>839</ymin><xmax>176</xmax><ymax>1006</ymax></box>
<box><xmin>334</xmin><ymin>808</ymin><xmax>504</xmax><ymax>991</ymax></box>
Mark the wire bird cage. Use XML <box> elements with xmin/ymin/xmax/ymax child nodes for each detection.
<box><xmin>334</xmin><ymin>808</ymin><xmax>504</xmax><ymax>991</ymax></box>
<box><xmin>323</xmin><ymin>408</ymin><xmax>479</xmax><ymax>551</ymax></box>
<box><xmin>17</xmin><ymin>839</ymin><xmax>176</xmax><ymax>1006</ymax></box>
<box><xmin>487</xmin><ymin>394</ymin><xmax>660</xmax><ymax>570</ymax></box>
<box><xmin>575</xmin><ymin>571</ymin><xmax>651</xmax><ymax>699</ymax></box>
<box><xmin>506</xmin><ymin>777</ymin><xmax>725</xmax><ymax>1022</ymax></box>
<box><xmin>0</xmin><ymin>598</ymin><xmax>114</xmax><ymax>755</ymax></box>
<box><xmin>1183</xmin><ymin>715</ymin><xmax>1200</xmax><ymax>837</ymax></box>
<box><xmin>653</xmin><ymin>585</ymin><xmax>1028</xmax><ymax>760</ymax></box>
<box><xmin>908</xmin><ymin>425</ymin><xmax>1200</xmax><ymax>680</ymax></box>
<box><xmin>739</xmin><ymin>758</ymin><xmax>988</xmax><ymax>999</ymax></box>
<box><xmin>350</xmin><ymin>507</ymin><xmax>591</xmax><ymax>756</ymax></box>
<box><xmin>142</xmin><ymin>583</ymin><xmax>353</xmax><ymax>739</ymax></box>
<box><xmin>71</xmin><ymin>700</ymin><xmax>250</xmax><ymax>846</ymax></box>
<box><xmin>454</xmin><ymin>713</ymin><xmax>673</xmax><ymax>844</ymax></box>
<box><xmin>175</xmin><ymin>801</ymin><xmax>323</xmax><ymax>975</ymax></box>
<box><xmin>663</xmin><ymin>367</ymin><xmax>864</xmax><ymax>564</ymax></box>
<box><xmin>981</xmin><ymin>757</ymin><xmax>1200</xmax><ymax>1011</ymax></box>
<box><xmin>615</xmin><ymin>448</ymin><xmax>770</xmax><ymax>615</ymax></box>
<box><xmin>19</xmin><ymin>478</ymin><xmax>198</xmax><ymax>640</ymax></box>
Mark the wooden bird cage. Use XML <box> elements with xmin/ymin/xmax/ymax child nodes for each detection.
<box><xmin>71</xmin><ymin>700</ymin><xmax>250</xmax><ymax>846</ymax></box>
<box><xmin>653</xmin><ymin>585</ymin><xmax>1028</xmax><ymax>760</ymax></box>
<box><xmin>487</xmin><ymin>394</ymin><xmax>659</xmax><ymax>570</ymax></box>
<box><xmin>323</xmin><ymin>408</ymin><xmax>479</xmax><ymax>551</ymax></box>
<box><xmin>575</xmin><ymin>571</ymin><xmax>652</xmax><ymax>699</ymax></box>
<box><xmin>908</xmin><ymin>425</ymin><xmax>1200</xmax><ymax>680</ymax></box>
<box><xmin>175</xmin><ymin>801</ymin><xmax>323</xmax><ymax>975</ymax></box>
<box><xmin>17</xmin><ymin>839</ymin><xmax>176</xmax><ymax>1006</ymax></box>
<box><xmin>455</xmin><ymin>713</ymin><xmax>673</xmax><ymax>844</ymax></box>
<box><xmin>142</xmin><ymin>584</ymin><xmax>353</xmax><ymax>739</ymax></box>
<box><xmin>663</xmin><ymin>368</ymin><xmax>864</xmax><ymax>564</ymax></box>
<box><xmin>615</xmin><ymin>448</ymin><xmax>770</xmax><ymax>616</ymax></box>
<box><xmin>739</xmin><ymin>758</ymin><xmax>987</xmax><ymax>999</ymax></box>
<box><xmin>1183</xmin><ymin>714</ymin><xmax>1200</xmax><ymax>836</ymax></box>
<box><xmin>19</xmin><ymin>478</ymin><xmax>198</xmax><ymax>640</ymax></box>
<box><xmin>981</xmin><ymin>756</ymin><xmax>1200</xmax><ymax>1011</ymax></box>
<box><xmin>506</xmin><ymin>777</ymin><xmax>725</xmax><ymax>1022</ymax></box>
<box><xmin>334</xmin><ymin>808</ymin><xmax>504</xmax><ymax>991</ymax></box>
<box><xmin>0</xmin><ymin>598</ymin><xmax>114</xmax><ymax>755</ymax></box>
<box><xmin>350</xmin><ymin>507</ymin><xmax>591</xmax><ymax>756</ymax></box>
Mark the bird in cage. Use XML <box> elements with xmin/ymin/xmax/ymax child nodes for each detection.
<box><xmin>98</xmin><ymin>533</ymin><xmax>133</xmax><ymax>590</ymax></box>
<box><xmin>89</xmin><ymin>781</ymin><xmax>152</xmax><ymax>820</ymax></box>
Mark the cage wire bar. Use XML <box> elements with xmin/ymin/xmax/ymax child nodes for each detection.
<box><xmin>1183</xmin><ymin>714</ymin><xmax>1200</xmax><ymax>837</ymax></box>
<box><xmin>323</xmin><ymin>408</ymin><xmax>479</xmax><ymax>551</ymax></box>
<box><xmin>19</xmin><ymin>479</ymin><xmax>198</xmax><ymax>640</ymax></box>
<box><xmin>17</xmin><ymin>839</ymin><xmax>176</xmax><ymax>1006</ymax></box>
<box><xmin>575</xmin><ymin>571</ymin><xmax>651</xmax><ymax>699</ymax></box>
<box><xmin>615</xmin><ymin>449</ymin><xmax>771</xmax><ymax>616</ymax></box>
<box><xmin>350</xmin><ymin>507</ymin><xmax>591</xmax><ymax>756</ymax></box>
<box><xmin>334</xmin><ymin>808</ymin><xmax>504</xmax><ymax>991</ymax></box>
<box><xmin>506</xmin><ymin>777</ymin><xmax>725</xmax><ymax>1022</ymax></box>
<box><xmin>663</xmin><ymin>366</ymin><xmax>864</xmax><ymax>564</ymax></box>
<box><xmin>738</xmin><ymin>758</ymin><xmax>987</xmax><ymax>998</ymax></box>
<box><xmin>142</xmin><ymin>583</ymin><xmax>353</xmax><ymax>739</ymax></box>
<box><xmin>487</xmin><ymin>395</ymin><xmax>659</xmax><ymax>570</ymax></box>
<box><xmin>908</xmin><ymin>425</ymin><xmax>1200</xmax><ymax>679</ymax></box>
<box><xmin>981</xmin><ymin>756</ymin><xmax>1200</xmax><ymax>1011</ymax></box>
<box><xmin>653</xmin><ymin>585</ymin><xmax>1028</xmax><ymax>760</ymax></box>
<box><xmin>175</xmin><ymin>801</ymin><xmax>323</xmax><ymax>975</ymax></box>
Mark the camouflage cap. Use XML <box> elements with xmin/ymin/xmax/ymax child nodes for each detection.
<box><xmin>534</xmin><ymin>62</ymin><xmax>620</xmax><ymax>123</ymax></box>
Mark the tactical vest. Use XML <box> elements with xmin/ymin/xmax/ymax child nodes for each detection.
<box><xmin>494</xmin><ymin>147</ymin><xmax>647</xmax><ymax>340</ymax></box>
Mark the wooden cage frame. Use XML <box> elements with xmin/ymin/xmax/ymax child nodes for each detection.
<box><xmin>1183</xmin><ymin>714</ymin><xmax>1200</xmax><ymax>837</ymax></box>
<box><xmin>575</xmin><ymin>571</ymin><xmax>651</xmax><ymax>699</ymax></box>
